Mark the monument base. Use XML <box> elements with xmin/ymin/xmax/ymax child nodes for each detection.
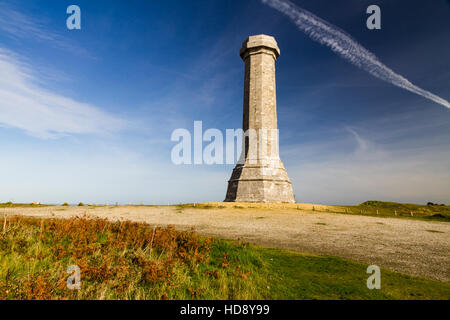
<box><xmin>225</xmin><ymin>162</ymin><xmax>295</xmax><ymax>203</ymax></box>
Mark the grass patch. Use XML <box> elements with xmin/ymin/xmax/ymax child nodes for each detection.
<box><xmin>334</xmin><ymin>201</ymin><xmax>450</xmax><ymax>222</ymax></box>
<box><xmin>173</xmin><ymin>201</ymin><xmax>450</xmax><ymax>222</ymax></box>
<box><xmin>176</xmin><ymin>204</ymin><xmax>218</xmax><ymax>210</ymax></box>
<box><xmin>260</xmin><ymin>248</ymin><xmax>449</xmax><ymax>300</ymax></box>
<box><xmin>0</xmin><ymin>216</ymin><xmax>448</xmax><ymax>300</ymax></box>
<box><xmin>425</xmin><ymin>230</ymin><xmax>444</xmax><ymax>234</ymax></box>
<box><xmin>0</xmin><ymin>202</ymin><xmax>53</xmax><ymax>208</ymax></box>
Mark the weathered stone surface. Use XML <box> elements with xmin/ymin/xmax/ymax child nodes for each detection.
<box><xmin>225</xmin><ymin>35</ymin><xmax>295</xmax><ymax>203</ymax></box>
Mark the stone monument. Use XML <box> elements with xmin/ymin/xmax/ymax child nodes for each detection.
<box><xmin>225</xmin><ymin>35</ymin><xmax>295</xmax><ymax>203</ymax></box>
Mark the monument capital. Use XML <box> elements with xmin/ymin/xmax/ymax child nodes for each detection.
<box><xmin>240</xmin><ymin>34</ymin><xmax>281</xmax><ymax>60</ymax></box>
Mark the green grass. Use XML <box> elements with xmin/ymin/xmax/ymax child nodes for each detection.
<box><xmin>0</xmin><ymin>202</ymin><xmax>53</xmax><ymax>208</ymax></box>
<box><xmin>176</xmin><ymin>204</ymin><xmax>217</xmax><ymax>210</ymax></box>
<box><xmin>177</xmin><ymin>201</ymin><xmax>450</xmax><ymax>222</ymax></box>
<box><xmin>199</xmin><ymin>240</ymin><xmax>450</xmax><ymax>300</ymax></box>
<box><xmin>0</xmin><ymin>216</ymin><xmax>448</xmax><ymax>300</ymax></box>
<box><xmin>335</xmin><ymin>201</ymin><xmax>450</xmax><ymax>222</ymax></box>
<box><xmin>425</xmin><ymin>230</ymin><xmax>445</xmax><ymax>234</ymax></box>
<box><xmin>258</xmin><ymin>247</ymin><xmax>449</xmax><ymax>300</ymax></box>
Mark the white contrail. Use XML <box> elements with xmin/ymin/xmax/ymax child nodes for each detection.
<box><xmin>262</xmin><ymin>0</ymin><xmax>450</xmax><ymax>109</ymax></box>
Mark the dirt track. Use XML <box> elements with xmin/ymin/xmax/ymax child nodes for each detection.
<box><xmin>4</xmin><ymin>205</ymin><xmax>449</xmax><ymax>282</ymax></box>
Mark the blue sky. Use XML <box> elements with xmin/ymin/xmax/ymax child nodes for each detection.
<box><xmin>1</xmin><ymin>0</ymin><xmax>449</xmax><ymax>205</ymax></box>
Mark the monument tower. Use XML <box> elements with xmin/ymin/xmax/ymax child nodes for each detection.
<box><xmin>225</xmin><ymin>35</ymin><xmax>295</xmax><ymax>203</ymax></box>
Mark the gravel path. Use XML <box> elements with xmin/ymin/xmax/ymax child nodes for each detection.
<box><xmin>4</xmin><ymin>205</ymin><xmax>449</xmax><ymax>282</ymax></box>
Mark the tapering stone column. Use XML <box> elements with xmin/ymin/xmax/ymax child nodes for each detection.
<box><xmin>225</xmin><ymin>35</ymin><xmax>295</xmax><ymax>203</ymax></box>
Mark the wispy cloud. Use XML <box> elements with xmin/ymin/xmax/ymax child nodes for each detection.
<box><xmin>0</xmin><ymin>3</ymin><xmax>92</xmax><ymax>58</ymax></box>
<box><xmin>262</xmin><ymin>0</ymin><xmax>450</xmax><ymax>109</ymax></box>
<box><xmin>0</xmin><ymin>48</ymin><xmax>127</xmax><ymax>138</ymax></box>
<box><xmin>285</xmin><ymin>127</ymin><xmax>450</xmax><ymax>204</ymax></box>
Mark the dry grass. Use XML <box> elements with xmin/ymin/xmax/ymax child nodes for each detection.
<box><xmin>178</xmin><ymin>201</ymin><xmax>450</xmax><ymax>221</ymax></box>
<box><xmin>1</xmin><ymin>215</ymin><xmax>449</xmax><ymax>300</ymax></box>
<box><xmin>0</xmin><ymin>216</ymin><xmax>217</xmax><ymax>299</ymax></box>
